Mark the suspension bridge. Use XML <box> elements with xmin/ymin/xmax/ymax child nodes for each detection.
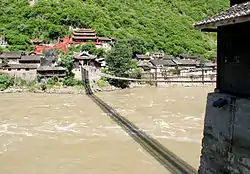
<box><xmin>81</xmin><ymin>66</ymin><xmax>197</xmax><ymax>174</ymax></box>
<box><xmin>82</xmin><ymin>66</ymin><xmax>216</xmax><ymax>84</ymax></box>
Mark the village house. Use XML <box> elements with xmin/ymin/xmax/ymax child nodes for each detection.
<box><xmin>134</xmin><ymin>52</ymin><xmax>216</xmax><ymax>77</ymax></box>
<box><xmin>152</xmin><ymin>52</ymin><xmax>164</xmax><ymax>59</ymax></box>
<box><xmin>179</xmin><ymin>54</ymin><xmax>200</xmax><ymax>60</ymax></box>
<box><xmin>0</xmin><ymin>52</ymin><xmax>39</xmax><ymax>80</ymax></box>
<box><xmin>135</xmin><ymin>54</ymin><xmax>151</xmax><ymax>61</ymax></box>
<box><xmin>137</xmin><ymin>61</ymin><xmax>154</xmax><ymax>72</ymax></box>
<box><xmin>194</xmin><ymin>0</ymin><xmax>250</xmax><ymax>95</ymax></box>
<box><xmin>0</xmin><ymin>52</ymin><xmax>23</xmax><ymax>64</ymax></box>
<box><xmin>73</xmin><ymin>51</ymin><xmax>103</xmax><ymax>69</ymax></box>
<box><xmin>19</xmin><ymin>55</ymin><xmax>41</xmax><ymax>65</ymax></box>
<box><xmin>0</xmin><ymin>50</ymin><xmax>65</xmax><ymax>80</ymax></box>
<box><xmin>0</xmin><ymin>64</ymin><xmax>38</xmax><ymax>81</ymax></box>
<box><xmin>149</xmin><ymin>59</ymin><xmax>176</xmax><ymax>74</ymax></box>
<box><xmin>37</xmin><ymin>51</ymin><xmax>66</xmax><ymax>78</ymax></box>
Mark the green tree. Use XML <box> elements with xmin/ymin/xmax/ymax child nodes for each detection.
<box><xmin>80</xmin><ymin>42</ymin><xmax>97</xmax><ymax>53</ymax></box>
<box><xmin>59</xmin><ymin>54</ymin><xmax>75</xmax><ymax>78</ymax></box>
<box><xmin>106</xmin><ymin>41</ymin><xmax>134</xmax><ymax>88</ymax></box>
<box><xmin>92</xmin><ymin>48</ymin><xmax>105</xmax><ymax>58</ymax></box>
<box><xmin>0</xmin><ymin>0</ymin><xmax>229</xmax><ymax>56</ymax></box>
<box><xmin>127</xmin><ymin>37</ymin><xmax>147</xmax><ymax>57</ymax></box>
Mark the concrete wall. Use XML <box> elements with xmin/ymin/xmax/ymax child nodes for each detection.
<box><xmin>199</xmin><ymin>92</ymin><xmax>250</xmax><ymax>173</ymax></box>
<box><xmin>0</xmin><ymin>69</ymin><xmax>37</xmax><ymax>81</ymax></box>
<box><xmin>73</xmin><ymin>68</ymin><xmax>82</xmax><ymax>80</ymax></box>
<box><xmin>7</xmin><ymin>59</ymin><xmax>19</xmax><ymax>64</ymax></box>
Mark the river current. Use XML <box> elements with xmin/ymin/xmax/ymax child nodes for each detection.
<box><xmin>0</xmin><ymin>86</ymin><xmax>214</xmax><ymax>174</ymax></box>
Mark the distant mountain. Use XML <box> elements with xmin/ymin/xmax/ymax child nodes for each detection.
<box><xmin>0</xmin><ymin>0</ymin><xmax>229</xmax><ymax>58</ymax></box>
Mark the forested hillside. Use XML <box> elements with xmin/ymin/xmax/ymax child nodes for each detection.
<box><xmin>0</xmin><ymin>0</ymin><xmax>229</xmax><ymax>58</ymax></box>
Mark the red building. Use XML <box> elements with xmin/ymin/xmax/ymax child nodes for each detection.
<box><xmin>32</xmin><ymin>28</ymin><xmax>115</xmax><ymax>55</ymax></box>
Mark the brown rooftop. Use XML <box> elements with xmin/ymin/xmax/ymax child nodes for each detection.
<box><xmin>72</xmin><ymin>36</ymin><xmax>97</xmax><ymax>40</ymax></box>
<box><xmin>37</xmin><ymin>66</ymin><xmax>65</xmax><ymax>71</ymax></box>
<box><xmin>19</xmin><ymin>55</ymin><xmax>41</xmax><ymax>62</ymax></box>
<box><xmin>98</xmin><ymin>37</ymin><xmax>112</xmax><ymax>41</ymax></box>
<box><xmin>135</xmin><ymin>54</ymin><xmax>151</xmax><ymax>60</ymax></box>
<box><xmin>150</xmin><ymin>59</ymin><xmax>176</xmax><ymax>66</ymax></box>
<box><xmin>172</xmin><ymin>58</ymin><xmax>198</xmax><ymax>66</ymax></box>
<box><xmin>0</xmin><ymin>64</ymin><xmax>38</xmax><ymax>69</ymax></box>
<box><xmin>194</xmin><ymin>1</ymin><xmax>250</xmax><ymax>29</ymax></box>
<box><xmin>76</xmin><ymin>28</ymin><xmax>96</xmax><ymax>33</ymax></box>
<box><xmin>0</xmin><ymin>52</ymin><xmax>23</xmax><ymax>59</ymax></box>
<box><xmin>73</xmin><ymin>32</ymin><xmax>96</xmax><ymax>36</ymax></box>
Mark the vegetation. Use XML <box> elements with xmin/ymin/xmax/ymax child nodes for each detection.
<box><xmin>0</xmin><ymin>0</ymin><xmax>229</xmax><ymax>58</ymax></box>
<box><xmin>0</xmin><ymin>73</ymin><xmax>39</xmax><ymax>91</ymax></box>
<box><xmin>58</xmin><ymin>54</ymin><xmax>84</xmax><ymax>86</ymax></box>
<box><xmin>67</xmin><ymin>42</ymin><xmax>106</xmax><ymax>58</ymax></box>
<box><xmin>96</xmin><ymin>77</ymin><xmax>109</xmax><ymax>88</ymax></box>
<box><xmin>0</xmin><ymin>73</ymin><xmax>14</xmax><ymax>91</ymax></box>
<box><xmin>105</xmin><ymin>41</ymin><xmax>137</xmax><ymax>88</ymax></box>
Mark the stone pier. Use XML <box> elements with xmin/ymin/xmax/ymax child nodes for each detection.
<box><xmin>199</xmin><ymin>92</ymin><xmax>250</xmax><ymax>173</ymax></box>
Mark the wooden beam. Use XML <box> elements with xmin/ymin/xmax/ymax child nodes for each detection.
<box><xmin>201</xmin><ymin>28</ymin><xmax>218</xmax><ymax>32</ymax></box>
<box><xmin>195</xmin><ymin>15</ymin><xmax>250</xmax><ymax>30</ymax></box>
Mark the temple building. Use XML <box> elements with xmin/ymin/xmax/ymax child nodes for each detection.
<box><xmin>71</xmin><ymin>28</ymin><xmax>98</xmax><ymax>43</ymax></box>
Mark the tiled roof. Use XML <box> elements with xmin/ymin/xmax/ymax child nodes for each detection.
<box><xmin>73</xmin><ymin>51</ymin><xmax>96</xmax><ymax>60</ymax></box>
<box><xmin>72</xmin><ymin>36</ymin><xmax>97</xmax><ymax>40</ymax></box>
<box><xmin>150</xmin><ymin>59</ymin><xmax>176</xmax><ymax>66</ymax></box>
<box><xmin>37</xmin><ymin>66</ymin><xmax>65</xmax><ymax>71</ymax></box>
<box><xmin>194</xmin><ymin>1</ymin><xmax>250</xmax><ymax>29</ymax></box>
<box><xmin>0</xmin><ymin>64</ymin><xmax>38</xmax><ymax>69</ymax></box>
<box><xmin>137</xmin><ymin>61</ymin><xmax>154</xmax><ymax>67</ymax></box>
<box><xmin>20</xmin><ymin>55</ymin><xmax>41</xmax><ymax>62</ymax></box>
<box><xmin>172</xmin><ymin>58</ymin><xmax>198</xmax><ymax>66</ymax></box>
<box><xmin>0</xmin><ymin>52</ymin><xmax>22</xmax><ymax>59</ymax></box>
<box><xmin>179</xmin><ymin>54</ymin><xmax>199</xmax><ymax>60</ymax></box>
<box><xmin>135</xmin><ymin>54</ymin><xmax>151</xmax><ymax>60</ymax></box>
<box><xmin>163</xmin><ymin>55</ymin><xmax>175</xmax><ymax>60</ymax></box>
<box><xmin>98</xmin><ymin>37</ymin><xmax>112</xmax><ymax>41</ymax></box>
<box><xmin>73</xmin><ymin>32</ymin><xmax>96</xmax><ymax>36</ymax></box>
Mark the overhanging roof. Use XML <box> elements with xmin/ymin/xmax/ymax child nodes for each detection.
<box><xmin>194</xmin><ymin>1</ymin><xmax>250</xmax><ymax>30</ymax></box>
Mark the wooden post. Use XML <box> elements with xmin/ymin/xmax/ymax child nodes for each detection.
<box><xmin>155</xmin><ymin>69</ymin><xmax>158</xmax><ymax>87</ymax></box>
<box><xmin>202</xmin><ymin>67</ymin><xmax>204</xmax><ymax>84</ymax></box>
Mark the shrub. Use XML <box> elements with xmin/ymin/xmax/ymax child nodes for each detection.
<box><xmin>97</xmin><ymin>78</ymin><xmax>108</xmax><ymax>87</ymax></box>
<box><xmin>0</xmin><ymin>73</ymin><xmax>14</xmax><ymax>91</ymax></box>
<box><xmin>62</xmin><ymin>78</ymin><xmax>84</xmax><ymax>86</ymax></box>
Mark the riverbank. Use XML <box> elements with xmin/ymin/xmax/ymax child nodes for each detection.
<box><xmin>0</xmin><ymin>82</ymin><xmax>216</xmax><ymax>94</ymax></box>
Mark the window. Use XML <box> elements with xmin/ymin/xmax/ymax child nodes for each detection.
<box><xmin>17</xmin><ymin>69</ymin><xmax>21</xmax><ymax>71</ymax></box>
<box><xmin>25</xmin><ymin>68</ymin><xmax>29</xmax><ymax>71</ymax></box>
<box><xmin>8</xmin><ymin>69</ymin><xmax>11</xmax><ymax>71</ymax></box>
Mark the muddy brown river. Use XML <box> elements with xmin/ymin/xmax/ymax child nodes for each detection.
<box><xmin>0</xmin><ymin>86</ymin><xmax>214</xmax><ymax>174</ymax></box>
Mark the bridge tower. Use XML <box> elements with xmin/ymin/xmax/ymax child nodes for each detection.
<box><xmin>195</xmin><ymin>0</ymin><xmax>250</xmax><ymax>173</ymax></box>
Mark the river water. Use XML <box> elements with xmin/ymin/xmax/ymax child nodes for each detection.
<box><xmin>0</xmin><ymin>86</ymin><xmax>214</xmax><ymax>174</ymax></box>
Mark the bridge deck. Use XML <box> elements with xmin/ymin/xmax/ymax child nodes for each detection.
<box><xmin>82</xmin><ymin>67</ymin><xmax>197</xmax><ymax>173</ymax></box>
